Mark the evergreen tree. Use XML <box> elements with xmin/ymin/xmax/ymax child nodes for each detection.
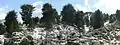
<box><xmin>28</xmin><ymin>17</ymin><xmax>39</xmax><ymax>28</ymax></box>
<box><xmin>32</xmin><ymin>17</ymin><xmax>40</xmax><ymax>25</ymax></box>
<box><xmin>75</xmin><ymin>11</ymin><xmax>84</xmax><ymax>30</ymax></box>
<box><xmin>20</xmin><ymin>4</ymin><xmax>35</xmax><ymax>27</ymax></box>
<box><xmin>28</xmin><ymin>18</ymin><xmax>35</xmax><ymax>29</ymax></box>
<box><xmin>103</xmin><ymin>13</ymin><xmax>109</xmax><ymax>22</ymax></box>
<box><xmin>40</xmin><ymin>3</ymin><xmax>59</xmax><ymax>28</ymax></box>
<box><xmin>0</xmin><ymin>23</ymin><xmax>5</xmax><ymax>35</ymax></box>
<box><xmin>90</xmin><ymin>9</ymin><xmax>103</xmax><ymax>29</ymax></box>
<box><xmin>4</xmin><ymin>10</ymin><xmax>20</xmax><ymax>35</ymax></box>
<box><xmin>53</xmin><ymin>9</ymin><xmax>60</xmax><ymax>24</ymax></box>
<box><xmin>109</xmin><ymin>14</ymin><xmax>116</xmax><ymax>23</ymax></box>
<box><xmin>61</xmin><ymin>4</ymin><xmax>76</xmax><ymax>25</ymax></box>
<box><xmin>115</xmin><ymin>10</ymin><xmax>120</xmax><ymax>22</ymax></box>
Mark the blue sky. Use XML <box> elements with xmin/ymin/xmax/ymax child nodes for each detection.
<box><xmin>0</xmin><ymin>0</ymin><xmax>86</xmax><ymax>20</ymax></box>
<box><xmin>0</xmin><ymin>0</ymin><xmax>120</xmax><ymax>21</ymax></box>
<box><xmin>0</xmin><ymin>0</ymin><xmax>37</xmax><ymax>10</ymax></box>
<box><xmin>0</xmin><ymin>0</ymin><xmax>85</xmax><ymax>12</ymax></box>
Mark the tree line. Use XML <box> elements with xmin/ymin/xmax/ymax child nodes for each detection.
<box><xmin>0</xmin><ymin>3</ymin><xmax>119</xmax><ymax>36</ymax></box>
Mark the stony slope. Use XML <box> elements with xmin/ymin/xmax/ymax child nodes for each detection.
<box><xmin>1</xmin><ymin>22</ymin><xmax>120</xmax><ymax>45</ymax></box>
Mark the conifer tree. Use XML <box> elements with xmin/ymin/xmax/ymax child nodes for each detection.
<box><xmin>0</xmin><ymin>23</ymin><xmax>5</xmax><ymax>35</ymax></box>
<box><xmin>75</xmin><ymin>11</ymin><xmax>84</xmax><ymax>30</ymax></box>
<box><xmin>20</xmin><ymin>4</ymin><xmax>35</xmax><ymax>27</ymax></box>
<box><xmin>4</xmin><ymin>10</ymin><xmax>20</xmax><ymax>34</ymax></box>
<box><xmin>61</xmin><ymin>4</ymin><xmax>76</xmax><ymax>25</ymax></box>
<box><xmin>91</xmin><ymin>9</ymin><xmax>103</xmax><ymax>29</ymax></box>
<box><xmin>40</xmin><ymin>3</ymin><xmax>59</xmax><ymax>28</ymax></box>
<box><xmin>115</xmin><ymin>10</ymin><xmax>120</xmax><ymax>22</ymax></box>
<box><xmin>109</xmin><ymin>14</ymin><xmax>116</xmax><ymax>23</ymax></box>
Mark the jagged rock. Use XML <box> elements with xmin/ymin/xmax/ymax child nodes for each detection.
<box><xmin>2</xmin><ymin>22</ymin><xmax>120</xmax><ymax>45</ymax></box>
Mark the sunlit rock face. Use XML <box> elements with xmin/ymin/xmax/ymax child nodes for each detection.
<box><xmin>1</xmin><ymin>22</ymin><xmax>120</xmax><ymax>45</ymax></box>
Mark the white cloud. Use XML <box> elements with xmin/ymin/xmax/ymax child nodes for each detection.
<box><xmin>73</xmin><ymin>4</ymin><xmax>92</xmax><ymax>12</ymax></box>
<box><xmin>32</xmin><ymin>1</ymin><xmax>43</xmax><ymax>18</ymax></box>
<box><xmin>73</xmin><ymin>0</ymin><xmax>92</xmax><ymax>12</ymax></box>
<box><xmin>84</xmin><ymin>0</ymin><xmax>88</xmax><ymax>7</ymax></box>
<box><xmin>33</xmin><ymin>1</ymin><xmax>43</xmax><ymax>7</ymax></box>
<box><xmin>74</xmin><ymin>4</ymin><xmax>86</xmax><ymax>12</ymax></box>
<box><xmin>93</xmin><ymin>0</ymin><xmax>120</xmax><ymax>14</ymax></box>
<box><xmin>0</xmin><ymin>6</ymin><xmax>11</xmax><ymax>20</ymax></box>
<box><xmin>17</xmin><ymin>13</ymin><xmax>23</xmax><ymax>23</ymax></box>
<box><xmin>73</xmin><ymin>0</ymin><xmax>120</xmax><ymax>14</ymax></box>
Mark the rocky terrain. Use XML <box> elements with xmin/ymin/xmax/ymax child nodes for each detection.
<box><xmin>0</xmin><ymin>21</ymin><xmax>120</xmax><ymax>45</ymax></box>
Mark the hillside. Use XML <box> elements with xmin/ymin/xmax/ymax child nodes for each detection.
<box><xmin>0</xmin><ymin>21</ymin><xmax>120</xmax><ymax>45</ymax></box>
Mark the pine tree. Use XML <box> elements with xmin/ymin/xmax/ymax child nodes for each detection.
<box><xmin>0</xmin><ymin>23</ymin><xmax>5</xmax><ymax>35</ymax></box>
<box><xmin>90</xmin><ymin>9</ymin><xmax>103</xmax><ymax>29</ymax></box>
<box><xmin>103</xmin><ymin>13</ymin><xmax>109</xmax><ymax>22</ymax></box>
<box><xmin>40</xmin><ymin>3</ymin><xmax>59</xmax><ymax>28</ymax></box>
<box><xmin>75</xmin><ymin>11</ymin><xmax>84</xmax><ymax>30</ymax></box>
<box><xmin>52</xmin><ymin>9</ymin><xmax>60</xmax><ymax>24</ymax></box>
<box><xmin>115</xmin><ymin>10</ymin><xmax>120</xmax><ymax>22</ymax></box>
<box><xmin>28</xmin><ymin>17</ymin><xmax>39</xmax><ymax>28</ymax></box>
<box><xmin>109</xmin><ymin>14</ymin><xmax>116</xmax><ymax>23</ymax></box>
<box><xmin>4</xmin><ymin>10</ymin><xmax>20</xmax><ymax>35</ymax></box>
<box><xmin>20</xmin><ymin>4</ymin><xmax>35</xmax><ymax>27</ymax></box>
<box><xmin>61</xmin><ymin>4</ymin><xmax>76</xmax><ymax>25</ymax></box>
<box><xmin>32</xmin><ymin>17</ymin><xmax>39</xmax><ymax>25</ymax></box>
